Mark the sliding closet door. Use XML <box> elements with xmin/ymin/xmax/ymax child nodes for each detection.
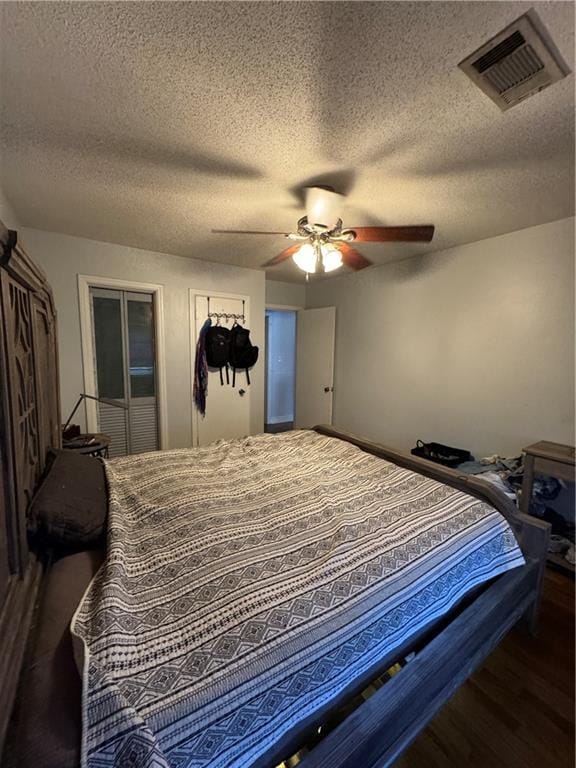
<box><xmin>90</xmin><ymin>288</ymin><xmax>158</xmax><ymax>456</ymax></box>
<box><xmin>125</xmin><ymin>292</ymin><xmax>158</xmax><ymax>454</ymax></box>
<box><xmin>91</xmin><ymin>289</ymin><xmax>128</xmax><ymax>455</ymax></box>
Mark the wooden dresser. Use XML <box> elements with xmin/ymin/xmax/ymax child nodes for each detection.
<box><xmin>520</xmin><ymin>440</ymin><xmax>575</xmax><ymax>573</ymax></box>
<box><xmin>0</xmin><ymin>222</ymin><xmax>61</xmax><ymax>752</ymax></box>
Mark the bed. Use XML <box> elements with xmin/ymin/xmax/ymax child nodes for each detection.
<box><xmin>0</xmin><ymin>220</ymin><xmax>550</xmax><ymax>768</ymax></box>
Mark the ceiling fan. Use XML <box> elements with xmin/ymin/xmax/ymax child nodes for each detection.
<box><xmin>212</xmin><ymin>186</ymin><xmax>435</xmax><ymax>277</ymax></box>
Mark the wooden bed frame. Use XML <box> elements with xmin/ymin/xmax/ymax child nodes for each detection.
<box><xmin>0</xmin><ymin>220</ymin><xmax>550</xmax><ymax>767</ymax></box>
<box><xmin>298</xmin><ymin>425</ymin><xmax>549</xmax><ymax>768</ymax></box>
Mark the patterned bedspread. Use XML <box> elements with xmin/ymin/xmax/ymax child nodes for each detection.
<box><xmin>72</xmin><ymin>430</ymin><xmax>524</xmax><ymax>768</ymax></box>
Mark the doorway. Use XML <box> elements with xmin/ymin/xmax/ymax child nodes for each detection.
<box><xmin>265</xmin><ymin>309</ymin><xmax>297</xmax><ymax>433</ymax></box>
<box><xmin>79</xmin><ymin>275</ymin><xmax>168</xmax><ymax>453</ymax></box>
<box><xmin>88</xmin><ymin>287</ymin><xmax>159</xmax><ymax>456</ymax></box>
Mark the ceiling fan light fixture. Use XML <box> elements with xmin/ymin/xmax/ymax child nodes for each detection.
<box><xmin>292</xmin><ymin>243</ymin><xmax>343</xmax><ymax>274</ymax></box>
<box><xmin>216</xmin><ymin>184</ymin><xmax>435</xmax><ymax>273</ymax></box>
<box><xmin>305</xmin><ymin>187</ymin><xmax>343</xmax><ymax>230</ymax></box>
<box><xmin>321</xmin><ymin>244</ymin><xmax>343</xmax><ymax>272</ymax></box>
<box><xmin>292</xmin><ymin>243</ymin><xmax>317</xmax><ymax>273</ymax></box>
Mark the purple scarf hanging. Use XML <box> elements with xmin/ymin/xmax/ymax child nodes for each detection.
<box><xmin>193</xmin><ymin>317</ymin><xmax>211</xmax><ymax>416</ymax></box>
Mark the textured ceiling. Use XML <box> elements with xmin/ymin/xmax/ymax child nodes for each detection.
<box><xmin>0</xmin><ymin>1</ymin><xmax>574</xmax><ymax>282</ymax></box>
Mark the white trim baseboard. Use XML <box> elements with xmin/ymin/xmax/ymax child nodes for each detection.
<box><xmin>77</xmin><ymin>274</ymin><xmax>169</xmax><ymax>450</ymax></box>
<box><xmin>266</xmin><ymin>415</ymin><xmax>295</xmax><ymax>425</ymax></box>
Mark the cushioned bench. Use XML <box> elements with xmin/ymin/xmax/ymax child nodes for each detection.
<box><xmin>7</xmin><ymin>549</ymin><xmax>104</xmax><ymax>768</ymax></box>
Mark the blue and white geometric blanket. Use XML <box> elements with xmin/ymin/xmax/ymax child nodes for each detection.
<box><xmin>72</xmin><ymin>430</ymin><xmax>524</xmax><ymax>768</ymax></box>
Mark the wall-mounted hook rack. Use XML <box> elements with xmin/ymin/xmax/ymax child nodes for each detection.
<box><xmin>206</xmin><ymin>297</ymin><xmax>245</xmax><ymax>323</ymax></box>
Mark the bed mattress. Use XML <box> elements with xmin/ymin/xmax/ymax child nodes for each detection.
<box><xmin>72</xmin><ymin>430</ymin><xmax>524</xmax><ymax>768</ymax></box>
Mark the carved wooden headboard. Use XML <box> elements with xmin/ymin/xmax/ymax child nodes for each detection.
<box><xmin>0</xmin><ymin>220</ymin><xmax>61</xmax><ymax>752</ymax></box>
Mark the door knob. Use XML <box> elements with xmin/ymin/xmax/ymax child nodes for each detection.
<box><xmin>324</xmin><ymin>387</ymin><xmax>333</xmax><ymax>393</ymax></box>
<box><xmin>239</xmin><ymin>388</ymin><xmax>246</xmax><ymax>396</ymax></box>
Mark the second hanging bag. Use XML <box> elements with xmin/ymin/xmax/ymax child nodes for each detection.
<box><xmin>205</xmin><ymin>324</ymin><xmax>231</xmax><ymax>385</ymax></box>
<box><xmin>229</xmin><ymin>324</ymin><xmax>259</xmax><ymax>387</ymax></box>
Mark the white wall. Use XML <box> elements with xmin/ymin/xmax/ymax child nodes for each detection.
<box><xmin>0</xmin><ymin>187</ymin><xmax>19</xmax><ymax>228</ymax></box>
<box><xmin>306</xmin><ymin>217</ymin><xmax>575</xmax><ymax>458</ymax></box>
<box><xmin>20</xmin><ymin>228</ymin><xmax>266</xmax><ymax>448</ymax></box>
<box><xmin>265</xmin><ymin>279</ymin><xmax>306</xmax><ymax>307</ymax></box>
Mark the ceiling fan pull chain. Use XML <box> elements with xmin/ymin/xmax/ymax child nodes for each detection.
<box><xmin>314</xmin><ymin>240</ymin><xmax>324</xmax><ymax>273</ymax></box>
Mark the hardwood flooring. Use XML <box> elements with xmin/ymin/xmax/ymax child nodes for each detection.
<box><xmin>395</xmin><ymin>569</ymin><xmax>575</xmax><ymax>768</ymax></box>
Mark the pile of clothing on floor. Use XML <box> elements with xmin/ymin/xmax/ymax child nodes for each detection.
<box><xmin>457</xmin><ymin>453</ymin><xmax>575</xmax><ymax>566</ymax></box>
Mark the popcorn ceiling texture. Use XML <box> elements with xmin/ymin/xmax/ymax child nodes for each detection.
<box><xmin>0</xmin><ymin>1</ymin><xmax>574</xmax><ymax>282</ymax></box>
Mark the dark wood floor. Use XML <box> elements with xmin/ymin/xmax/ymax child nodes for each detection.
<box><xmin>265</xmin><ymin>422</ymin><xmax>294</xmax><ymax>434</ymax></box>
<box><xmin>395</xmin><ymin>569</ymin><xmax>575</xmax><ymax>768</ymax></box>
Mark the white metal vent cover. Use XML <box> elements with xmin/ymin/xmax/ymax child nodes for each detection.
<box><xmin>459</xmin><ymin>9</ymin><xmax>571</xmax><ymax>111</ymax></box>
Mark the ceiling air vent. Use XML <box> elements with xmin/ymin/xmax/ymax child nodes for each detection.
<box><xmin>459</xmin><ymin>9</ymin><xmax>570</xmax><ymax>111</ymax></box>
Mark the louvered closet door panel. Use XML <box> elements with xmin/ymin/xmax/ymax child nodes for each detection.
<box><xmin>91</xmin><ymin>287</ymin><xmax>159</xmax><ymax>457</ymax></box>
<box><xmin>92</xmin><ymin>288</ymin><xmax>128</xmax><ymax>458</ymax></box>
<box><xmin>129</xmin><ymin>401</ymin><xmax>158</xmax><ymax>454</ymax></box>
<box><xmin>98</xmin><ymin>402</ymin><xmax>128</xmax><ymax>457</ymax></box>
<box><xmin>126</xmin><ymin>292</ymin><xmax>158</xmax><ymax>454</ymax></box>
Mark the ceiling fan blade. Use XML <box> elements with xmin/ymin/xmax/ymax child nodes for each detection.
<box><xmin>348</xmin><ymin>225</ymin><xmax>435</xmax><ymax>243</ymax></box>
<box><xmin>212</xmin><ymin>229</ymin><xmax>289</xmax><ymax>236</ymax></box>
<box><xmin>337</xmin><ymin>243</ymin><xmax>372</xmax><ymax>271</ymax></box>
<box><xmin>262</xmin><ymin>243</ymin><xmax>302</xmax><ymax>268</ymax></box>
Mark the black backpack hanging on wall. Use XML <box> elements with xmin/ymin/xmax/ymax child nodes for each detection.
<box><xmin>205</xmin><ymin>325</ymin><xmax>231</xmax><ymax>385</ymax></box>
<box><xmin>229</xmin><ymin>324</ymin><xmax>259</xmax><ymax>387</ymax></box>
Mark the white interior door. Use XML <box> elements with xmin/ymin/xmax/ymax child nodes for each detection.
<box><xmin>191</xmin><ymin>292</ymin><xmax>251</xmax><ymax>446</ymax></box>
<box><xmin>295</xmin><ymin>307</ymin><xmax>336</xmax><ymax>429</ymax></box>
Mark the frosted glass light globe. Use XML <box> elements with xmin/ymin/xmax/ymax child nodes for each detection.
<box><xmin>321</xmin><ymin>245</ymin><xmax>343</xmax><ymax>272</ymax></box>
<box><xmin>292</xmin><ymin>243</ymin><xmax>343</xmax><ymax>274</ymax></box>
<box><xmin>292</xmin><ymin>243</ymin><xmax>317</xmax><ymax>273</ymax></box>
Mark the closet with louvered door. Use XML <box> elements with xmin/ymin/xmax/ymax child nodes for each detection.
<box><xmin>90</xmin><ymin>288</ymin><xmax>158</xmax><ymax>456</ymax></box>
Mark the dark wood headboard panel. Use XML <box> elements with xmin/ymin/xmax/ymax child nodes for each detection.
<box><xmin>0</xmin><ymin>220</ymin><xmax>61</xmax><ymax>753</ymax></box>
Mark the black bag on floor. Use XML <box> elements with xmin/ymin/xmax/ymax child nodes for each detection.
<box><xmin>205</xmin><ymin>325</ymin><xmax>231</xmax><ymax>385</ymax></box>
<box><xmin>229</xmin><ymin>324</ymin><xmax>258</xmax><ymax>387</ymax></box>
<box><xmin>411</xmin><ymin>440</ymin><xmax>472</xmax><ymax>468</ymax></box>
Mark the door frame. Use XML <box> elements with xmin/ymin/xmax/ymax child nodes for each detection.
<box><xmin>189</xmin><ymin>288</ymin><xmax>250</xmax><ymax>446</ymax></box>
<box><xmin>265</xmin><ymin>303</ymin><xmax>303</xmax><ymax>311</ymax></box>
<box><xmin>78</xmin><ymin>274</ymin><xmax>169</xmax><ymax>449</ymax></box>
<box><xmin>264</xmin><ymin>306</ymin><xmax>298</xmax><ymax>427</ymax></box>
